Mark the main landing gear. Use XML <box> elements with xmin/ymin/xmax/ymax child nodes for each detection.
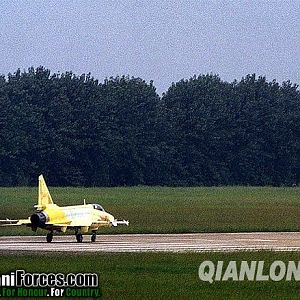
<box><xmin>46</xmin><ymin>232</ymin><xmax>53</xmax><ymax>243</ymax></box>
<box><xmin>45</xmin><ymin>230</ymin><xmax>97</xmax><ymax>243</ymax></box>
<box><xmin>76</xmin><ymin>232</ymin><xmax>83</xmax><ymax>243</ymax></box>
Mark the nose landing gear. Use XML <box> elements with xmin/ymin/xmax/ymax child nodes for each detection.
<box><xmin>91</xmin><ymin>231</ymin><xmax>96</xmax><ymax>242</ymax></box>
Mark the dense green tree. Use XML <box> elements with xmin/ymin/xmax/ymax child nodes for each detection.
<box><xmin>230</xmin><ymin>75</ymin><xmax>300</xmax><ymax>185</ymax></box>
<box><xmin>0</xmin><ymin>67</ymin><xmax>299</xmax><ymax>186</ymax></box>
<box><xmin>162</xmin><ymin>74</ymin><xmax>235</xmax><ymax>185</ymax></box>
<box><xmin>162</xmin><ymin>74</ymin><xmax>300</xmax><ymax>186</ymax></box>
<box><xmin>95</xmin><ymin>76</ymin><xmax>162</xmax><ymax>186</ymax></box>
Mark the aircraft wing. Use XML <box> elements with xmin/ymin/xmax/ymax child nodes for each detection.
<box><xmin>90</xmin><ymin>219</ymin><xmax>129</xmax><ymax>226</ymax></box>
<box><xmin>0</xmin><ymin>218</ymin><xmax>129</xmax><ymax>227</ymax></box>
<box><xmin>67</xmin><ymin>220</ymin><xmax>111</xmax><ymax>227</ymax></box>
<box><xmin>0</xmin><ymin>218</ymin><xmax>31</xmax><ymax>226</ymax></box>
<box><xmin>46</xmin><ymin>221</ymin><xmax>71</xmax><ymax>227</ymax></box>
<box><xmin>57</xmin><ymin>219</ymin><xmax>129</xmax><ymax>227</ymax></box>
<box><xmin>51</xmin><ymin>217</ymin><xmax>100</xmax><ymax>227</ymax></box>
<box><xmin>68</xmin><ymin>219</ymin><xmax>93</xmax><ymax>227</ymax></box>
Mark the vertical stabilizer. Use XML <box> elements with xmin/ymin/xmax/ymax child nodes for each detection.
<box><xmin>35</xmin><ymin>175</ymin><xmax>54</xmax><ymax>210</ymax></box>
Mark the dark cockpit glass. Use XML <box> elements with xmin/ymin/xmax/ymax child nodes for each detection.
<box><xmin>93</xmin><ymin>204</ymin><xmax>105</xmax><ymax>211</ymax></box>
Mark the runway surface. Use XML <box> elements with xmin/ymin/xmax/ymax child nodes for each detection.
<box><xmin>1</xmin><ymin>232</ymin><xmax>300</xmax><ymax>253</ymax></box>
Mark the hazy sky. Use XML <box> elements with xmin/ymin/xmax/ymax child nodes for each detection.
<box><xmin>1</xmin><ymin>0</ymin><xmax>299</xmax><ymax>94</ymax></box>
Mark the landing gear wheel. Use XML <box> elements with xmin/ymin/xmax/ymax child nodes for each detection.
<box><xmin>76</xmin><ymin>233</ymin><xmax>83</xmax><ymax>243</ymax></box>
<box><xmin>91</xmin><ymin>232</ymin><xmax>96</xmax><ymax>242</ymax></box>
<box><xmin>46</xmin><ymin>232</ymin><xmax>53</xmax><ymax>243</ymax></box>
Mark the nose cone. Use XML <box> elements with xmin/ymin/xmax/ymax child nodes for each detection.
<box><xmin>106</xmin><ymin>213</ymin><xmax>115</xmax><ymax>222</ymax></box>
<box><xmin>100</xmin><ymin>211</ymin><xmax>114</xmax><ymax>222</ymax></box>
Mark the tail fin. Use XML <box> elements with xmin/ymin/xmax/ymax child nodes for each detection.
<box><xmin>35</xmin><ymin>175</ymin><xmax>54</xmax><ymax>210</ymax></box>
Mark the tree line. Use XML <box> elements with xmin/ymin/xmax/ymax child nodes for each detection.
<box><xmin>0</xmin><ymin>67</ymin><xmax>299</xmax><ymax>186</ymax></box>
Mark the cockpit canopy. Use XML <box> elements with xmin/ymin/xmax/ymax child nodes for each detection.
<box><xmin>93</xmin><ymin>204</ymin><xmax>105</xmax><ymax>212</ymax></box>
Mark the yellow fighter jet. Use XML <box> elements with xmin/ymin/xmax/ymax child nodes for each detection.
<box><xmin>0</xmin><ymin>175</ymin><xmax>129</xmax><ymax>243</ymax></box>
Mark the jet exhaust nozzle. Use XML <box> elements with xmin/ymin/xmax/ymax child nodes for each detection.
<box><xmin>30</xmin><ymin>212</ymin><xmax>49</xmax><ymax>228</ymax></box>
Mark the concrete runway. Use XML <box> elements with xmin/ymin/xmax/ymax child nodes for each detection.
<box><xmin>1</xmin><ymin>232</ymin><xmax>300</xmax><ymax>253</ymax></box>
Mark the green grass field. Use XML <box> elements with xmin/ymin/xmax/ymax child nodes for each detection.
<box><xmin>1</xmin><ymin>251</ymin><xmax>300</xmax><ymax>299</ymax></box>
<box><xmin>0</xmin><ymin>186</ymin><xmax>299</xmax><ymax>235</ymax></box>
<box><xmin>1</xmin><ymin>187</ymin><xmax>300</xmax><ymax>299</ymax></box>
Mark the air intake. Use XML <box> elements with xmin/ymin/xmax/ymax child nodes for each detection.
<box><xmin>30</xmin><ymin>212</ymin><xmax>49</xmax><ymax>228</ymax></box>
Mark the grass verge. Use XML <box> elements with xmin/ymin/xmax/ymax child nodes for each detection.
<box><xmin>0</xmin><ymin>186</ymin><xmax>299</xmax><ymax>235</ymax></box>
<box><xmin>1</xmin><ymin>251</ymin><xmax>300</xmax><ymax>299</ymax></box>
